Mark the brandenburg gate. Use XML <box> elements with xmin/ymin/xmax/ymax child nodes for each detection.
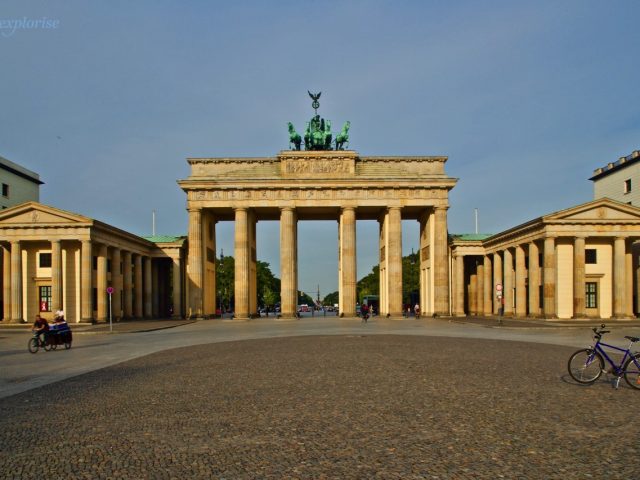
<box><xmin>178</xmin><ymin>94</ymin><xmax>457</xmax><ymax>320</ymax></box>
<box><xmin>179</xmin><ymin>150</ymin><xmax>457</xmax><ymax>319</ymax></box>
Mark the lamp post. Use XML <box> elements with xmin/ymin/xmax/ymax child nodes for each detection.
<box><xmin>218</xmin><ymin>249</ymin><xmax>224</xmax><ymax>318</ymax></box>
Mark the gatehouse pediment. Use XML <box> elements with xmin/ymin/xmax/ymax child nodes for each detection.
<box><xmin>543</xmin><ymin>198</ymin><xmax>640</xmax><ymax>223</ymax></box>
<box><xmin>0</xmin><ymin>202</ymin><xmax>92</xmax><ymax>226</ymax></box>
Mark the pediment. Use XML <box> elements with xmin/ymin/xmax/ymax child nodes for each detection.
<box><xmin>544</xmin><ymin>199</ymin><xmax>640</xmax><ymax>223</ymax></box>
<box><xmin>0</xmin><ymin>202</ymin><xmax>93</xmax><ymax>226</ymax></box>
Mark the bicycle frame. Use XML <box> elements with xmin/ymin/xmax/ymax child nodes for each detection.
<box><xmin>592</xmin><ymin>338</ymin><xmax>640</xmax><ymax>374</ymax></box>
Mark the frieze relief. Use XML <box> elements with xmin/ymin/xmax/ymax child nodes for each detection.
<box><xmin>282</xmin><ymin>158</ymin><xmax>354</xmax><ymax>176</ymax></box>
<box><xmin>188</xmin><ymin>188</ymin><xmax>445</xmax><ymax>203</ymax></box>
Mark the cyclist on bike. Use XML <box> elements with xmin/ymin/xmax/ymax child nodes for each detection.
<box><xmin>32</xmin><ymin>314</ymin><xmax>49</xmax><ymax>345</ymax></box>
<box><xmin>360</xmin><ymin>303</ymin><xmax>369</xmax><ymax>323</ymax></box>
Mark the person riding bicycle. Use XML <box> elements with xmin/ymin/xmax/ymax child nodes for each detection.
<box><xmin>32</xmin><ymin>314</ymin><xmax>49</xmax><ymax>345</ymax></box>
<box><xmin>360</xmin><ymin>303</ymin><xmax>369</xmax><ymax>322</ymax></box>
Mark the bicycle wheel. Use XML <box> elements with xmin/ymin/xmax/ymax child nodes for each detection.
<box><xmin>43</xmin><ymin>337</ymin><xmax>54</xmax><ymax>352</ymax></box>
<box><xmin>623</xmin><ymin>353</ymin><xmax>640</xmax><ymax>390</ymax></box>
<box><xmin>64</xmin><ymin>341</ymin><xmax>71</xmax><ymax>350</ymax></box>
<box><xmin>28</xmin><ymin>337</ymin><xmax>39</xmax><ymax>354</ymax></box>
<box><xmin>568</xmin><ymin>349</ymin><xmax>604</xmax><ymax>384</ymax></box>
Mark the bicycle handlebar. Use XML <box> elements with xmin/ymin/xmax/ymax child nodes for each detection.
<box><xmin>592</xmin><ymin>324</ymin><xmax>610</xmax><ymax>337</ymax></box>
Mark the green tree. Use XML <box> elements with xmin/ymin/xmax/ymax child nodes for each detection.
<box><xmin>323</xmin><ymin>291</ymin><xmax>338</xmax><ymax>306</ymax></box>
<box><xmin>257</xmin><ymin>260</ymin><xmax>280</xmax><ymax>307</ymax></box>
<box><xmin>402</xmin><ymin>250</ymin><xmax>420</xmax><ymax>305</ymax></box>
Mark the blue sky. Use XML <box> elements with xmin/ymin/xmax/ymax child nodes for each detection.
<box><xmin>1</xmin><ymin>1</ymin><xmax>639</xmax><ymax>298</ymax></box>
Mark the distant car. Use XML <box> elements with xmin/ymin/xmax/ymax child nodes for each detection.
<box><xmin>298</xmin><ymin>304</ymin><xmax>310</xmax><ymax>312</ymax></box>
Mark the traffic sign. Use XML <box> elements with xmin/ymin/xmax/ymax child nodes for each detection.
<box><xmin>495</xmin><ymin>284</ymin><xmax>503</xmax><ymax>292</ymax></box>
<box><xmin>106</xmin><ymin>286</ymin><xmax>114</xmax><ymax>294</ymax></box>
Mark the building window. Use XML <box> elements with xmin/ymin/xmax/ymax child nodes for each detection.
<box><xmin>586</xmin><ymin>282</ymin><xmax>598</xmax><ymax>309</ymax></box>
<box><xmin>93</xmin><ymin>256</ymin><xmax>97</xmax><ymax>270</ymax></box>
<box><xmin>624</xmin><ymin>179</ymin><xmax>632</xmax><ymax>193</ymax></box>
<box><xmin>39</xmin><ymin>252</ymin><xmax>52</xmax><ymax>268</ymax></box>
<box><xmin>1</xmin><ymin>183</ymin><xmax>8</xmax><ymax>197</ymax></box>
<box><xmin>39</xmin><ymin>286</ymin><xmax>52</xmax><ymax>312</ymax></box>
<box><xmin>585</xmin><ymin>249</ymin><xmax>597</xmax><ymax>264</ymax></box>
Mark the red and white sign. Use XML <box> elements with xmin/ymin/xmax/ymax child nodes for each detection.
<box><xmin>106</xmin><ymin>287</ymin><xmax>114</xmax><ymax>294</ymax></box>
<box><xmin>495</xmin><ymin>284</ymin><xmax>503</xmax><ymax>292</ymax></box>
<box><xmin>40</xmin><ymin>300</ymin><xmax>48</xmax><ymax>312</ymax></box>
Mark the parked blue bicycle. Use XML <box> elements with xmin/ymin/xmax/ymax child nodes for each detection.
<box><xmin>568</xmin><ymin>324</ymin><xmax>640</xmax><ymax>389</ymax></box>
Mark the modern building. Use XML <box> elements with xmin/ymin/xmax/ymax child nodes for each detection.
<box><xmin>450</xmin><ymin>198</ymin><xmax>640</xmax><ymax>319</ymax></box>
<box><xmin>591</xmin><ymin>149</ymin><xmax>640</xmax><ymax>206</ymax></box>
<box><xmin>0</xmin><ymin>155</ymin><xmax>42</xmax><ymax>210</ymax></box>
<box><xmin>0</xmin><ymin>202</ymin><xmax>186</xmax><ymax>323</ymax></box>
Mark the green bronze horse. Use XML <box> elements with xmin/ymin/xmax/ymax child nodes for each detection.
<box><xmin>335</xmin><ymin>121</ymin><xmax>350</xmax><ymax>150</ymax></box>
<box><xmin>287</xmin><ymin>122</ymin><xmax>302</xmax><ymax>150</ymax></box>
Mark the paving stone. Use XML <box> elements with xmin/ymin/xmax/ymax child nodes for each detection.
<box><xmin>0</xmin><ymin>335</ymin><xmax>639</xmax><ymax>478</ymax></box>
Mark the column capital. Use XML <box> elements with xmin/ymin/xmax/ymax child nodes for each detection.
<box><xmin>187</xmin><ymin>206</ymin><xmax>202</xmax><ymax>213</ymax></box>
<box><xmin>279</xmin><ymin>206</ymin><xmax>296</xmax><ymax>213</ymax></box>
<box><xmin>434</xmin><ymin>205</ymin><xmax>449</xmax><ymax>212</ymax></box>
<box><xmin>234</xmin><ymin>206</ymin><xmax>248</xmax><ymax>213</ymax></box>
<box><xmin>341</xmin><ymin>206</ymin><xmax>356</xmax><ymax>213</ymax></box>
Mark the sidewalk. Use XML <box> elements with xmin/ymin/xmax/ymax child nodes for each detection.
<box><xmin>0</xmin><ymin>318</ymin><xmax>195</xmax><ymax>334</ymax></box>
<box><xmin>447</xmin><ymin>315</ymin><xmax>640</xmax><ymax>329</ymax></box>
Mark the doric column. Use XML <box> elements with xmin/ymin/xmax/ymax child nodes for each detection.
<box><xmin>81</xmin><ymin>240</ymin><xmax>93</xmax><ymax>322</ymax></box>
<box><xmin>280</xmin><ymin>207</ymin><xmax>297</xmax><ymax>319</ymax></box>
<box><xmin>172</xmin><ymin>256</ymin><xmax>182</xmax><ymax>318</ymax></box>
<box><xmin>613</xmin><ymin>237</ymin><xmax>626</xmax><ymax>318</ymax></box>
<box><xmin>515</xmin><ymin>245</ymin><xmax>526</xmax><ymax>317</ymax></box>
<box><xmin>3</xmin><ymin>244</ymin><xmax>11</xmax><ymax>322</ymax></box>
<box><xmin>122</xmin><ymin>251</ymin><xmax>132</xmax><ymax>318</ymax></box>
<box><xmin>51</xmin><ymin>239</ymin><xmax>62</xmax><ymax>313</ymax></box>
<box><xmin>10</xmin><ymin>241</ymin><xmax>22</xmax><ymax>323</ymax></box>
<box><xmin>483</xmin><ymin>255</ymin><xmax>492</xmax><ymax>316</ymax></box>
<box><xmin>528</xmin><ymin>242</ymin><xmax>540</xmax><ymax>317</ymax></box>
<box><xmin>503</xmin><ymin>248</ymin><xmax>513</xmax><ymax>316</ymax></box>
<box><xmin>433</xmin><ymin>206</ymin><xmax>450</xmax><ymax>315</ymax></box>
<box><xmin>134</xmin><ymin>254</ymin><xmax>143</xmax><ymax>318</ymax></box>
<box><xmin>111</xmin><ymin>248</ymin><xmax>122</xmax><ymax>320</ymax></box>
<box><xmin>626</xmin><ymin>242</ymin><xmax>634</xmax><ymax>317</ymax></box>
<box><xmin>339</xmin><ymin>207</ymin><xmax>357</xmax><ymax>316</ymax></box>
<box><xmin>543</xmin><ymin>236</ymin><xmax>556</xmax><ymax>318</ymax></box>
<box><xmin>249</xmin><ymin>210</ymin><xmax>257</xmax><ymax>316</ymax></box>
<box><xmin>573</xmin><ymin>236</ymin><xmax>586</xmax><ymax>318</ymax></box>
<box><xmin>493</xmin><ymin>252</ymin><xmax>503</xmax><ymax>315</ymax></box>
<box><xmin>476</xmin><ymin>262</ymin><xmax>484</xmax><ymax>316</ymax></box>
<box><xmin>234</xmin><ymin>208</ymin><xmax>250</xmax><ymax>320</ymax></box>
<box><xmin>96</xmin><ymin>244</ymin><xmax>108</xmax><ymax>323</ymax></box>
<box><xmin>469</xmin><ymin>272</ymin><xmax>477</xmax><ymax>315</ymax></box>
<box><xmin>387</xmin><ymin>207</ymin><xmax>403</xmax><ymax>316</ymax></box>
<box><xmin>187</xmin><ymin>207</ymin><xmax>203</xmax><ymax>318</ymax></box>
<box><xmin>454</xmin><ymin>254</ymin><xmax>465</xmax><ymax>316</ymax></box>
<box><xmin>152</xmin><ymin>260</ymin><xmax>159</xmax><ymax>318</ymax></box>
<box><xmin>144</xmin><ymin>256</ymin><xmax>152</xmax><ymax>318</ymax></box>
<box><xmin>378</xmin><ymin>215</ymin><xmax>387</xmax><ymax>315</ymax></box>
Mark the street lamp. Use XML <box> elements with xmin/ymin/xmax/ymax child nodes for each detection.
<box><xmin>218</xmin><ymin>249</ymin><xmax>224</xmax><ymax>317</ymax></box>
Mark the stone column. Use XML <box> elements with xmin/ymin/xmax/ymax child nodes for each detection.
<box><xmin>626</xmin><ymin>242</ymin><xmax>634</xmax><ymax>317</ymax></box>
<box><xmin>10</xmin><ymin>241</ymin><xmax>22</xmax><ymax>323</ymax></box>
<box><xmin>378</xmin><ymin>216</ymin><xmax>387</xmax><ymax>315</ymax></box>
<box><xmin>96</xmin><ymin>244</ymin><xmax>108</xmax><ymax>323</ymax></box>
<box><xmin>2</xmin><ymin>244</ymin><xmax>11</xmax><ymax>322</ymax></box>
<box><xmin>234</xmin><ymin>208</ymin><xmax>250</xmax><ymax>320</ymax></box>
<box><xmin>573</xmin><ymin>236</ymin><xmax>586</xmax><ymax>318</ymax></box>
<box><xmin>152</xmin><ymin>261</ymin><xmax>159</xmax><ymax>317</ymax></box>
<box><xmin>503</xmin><ymin>248</ymin><xmax>513</xmax><ymax>316</ymax></box>
<box><xmin>469</xmin><ymin>272</ymin><xmax>477</xmax><ymax>315</ymax></box>
<box><xmin>111</xmin><ymin>248</ymin><xmax>122</xmax><ymax>320</ymax></box>
<box><xmin>387</xmin><ymin>207</ymin><xmax>403</xmax><ymax>316</ymax></box>
<box><xmin>50</xmin><ymin>239</ymin><xmax>62</xmax><ymax>313</ymax></box>
<box><xmin>144</xmin><ymin>257</ymin><xmax>152</xmax><ymax>318</ymax></box>
<box><xmin>134</xmin><ymin>254</ymin><xmax>143</xmax><ymax>318</ymax></box>
<box><xmin>515</xmin><ymin>245</ymin><xmax>526</xmax><ymax>317</ymax></box>
<box><xmin>122</xmin><ymin>251</ymin><xmax>132</xmax><ymax>318</ymax></box>
<box><xmin>187</xmin><ymin>207</ymin><xmax>203</xmax><ymax>318</ymax></box>
<box><xmin>543</xmin><ymin>237</ymin><xmax>557</xmax><ymax>318</ymax></box>
<box><xmin>476</xmin><ymin>262</ymin><xmax>484</xmax><ymax>316</ymax></box>
<box><xmin>483</xmin><ymin>255</ymin><xmax>492</xmax><ymax>316</ymax></box>
<box><xmin>339</xmin><ymin>207</ymin><xmax>357</xmax><ymax>316</ymax></box>
<box><xmin>433</xmin><ymin>206</ymin><xmax>450</xmax><ymax>315</ymax></box>
<box><xmin>454</xmin><ymin>254</ymin><xmax>465</xmax><ymax>316</ymax></box>
<box><xmin>249</xmin><ymin>210</ymin><xmax>258</xmax><ymax>316</ymax></box>
<box><xmin>81</xmin><ymin>240</ymin><xmax>93</xmax><ymax>322</ymax></box>
<box><xmin>280</xmin><ymin>207</ymin><xmax>297</xmax><ymax>319</ymax></box>
<box><xmin>493</xmin><ymin>252</ymin><xmax>503</xmax><ymax>315</ymax></box>
<box><xmin>528</xmin><ymin>242</ymin><xmax>540</xmax><ymax>317</ymax></box>
<box><xmin>613</xmin><ymin>237</ymin><xmax>627</xmax><ymax>318</ymax></box>
<box><xmin>172</xmin><ymin>257</ymin><xmax>182</xmax><ymax>318</ymax></box>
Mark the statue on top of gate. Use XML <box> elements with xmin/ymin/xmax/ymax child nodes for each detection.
<box><xmin>287</xmin><ymin>91</ymin><xmax>350</xmax><ymax>151</ymax></box>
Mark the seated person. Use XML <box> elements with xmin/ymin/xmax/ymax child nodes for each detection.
<box><xmin>32</xmin><ymin>314</ymin><xmax>49</xmax><ymax>344</ymax></box>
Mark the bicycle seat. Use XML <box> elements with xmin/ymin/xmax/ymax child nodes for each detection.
<box><xmin>624</xmin><ymin>336</ymin><xmax>640</xmax><ymax>342</ymax></box>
